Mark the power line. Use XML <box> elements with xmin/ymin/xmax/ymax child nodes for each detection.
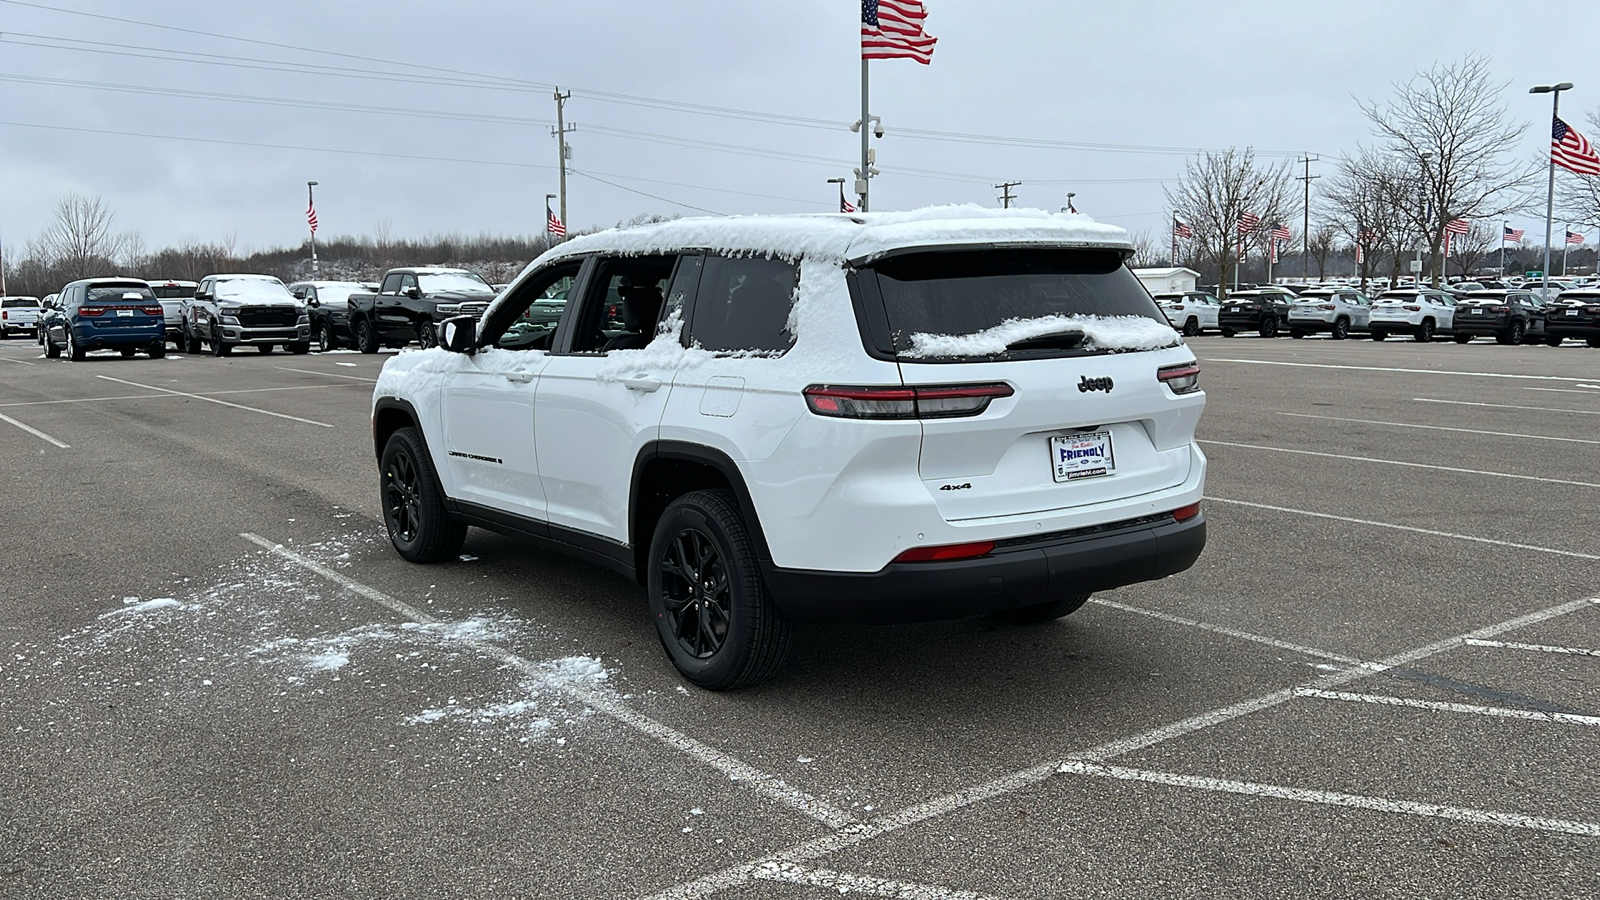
<box><xmin>571</xmin><ymin>171</ymin><xmax>726</xmax><ymax>217</ymax></box>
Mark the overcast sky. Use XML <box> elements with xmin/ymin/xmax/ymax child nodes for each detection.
<box><xmin>0</xmin><ymin>0</ymin><xmax>1594</xmax><ymax>256</ymax></box>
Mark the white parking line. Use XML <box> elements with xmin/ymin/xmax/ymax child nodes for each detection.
<box><xmin>1090</xmin><ymin>598</ymin><xmax>1362</xmax><ymax>664</ymax></box>
<box><xmin>0</xmin><ymin>383</ymin><xmax>365</xmax><ymax>409</ymax></box>
<box><xmin>1207</xmin><ymin>497</ymin><xmax>1600</xmax><ymax>561</ymax></box>
<box><xmin>1414</xmin><ymin>398</ymin><xmax>1600</xmax><ymax>415</ymax></box>
<box><xmin>1466</xmin><ymin>639</ymin><xmax>1600</xmax><ymax>658</ymax></box>
<box><xmin>645</xmin><ymin>597</ymin><xmax>1600</xmax><ymax>898</ymax></box>
<box><xmin>0</xmin><ymin>355</ymin><xmax>35</xmax><ymax>365</ymax></box>
<box><xmin>1200</xmin><ymin>440</ymin><xmax>1600</xmax><ymax>490</ymax></box>
<box><xmin>752</xmin><ymin>862</ymin><xmax>1004</xmax><ymax>899</ymax></box>
<box><xmin>274</xmin><ymin>366</ymin><xmax>379</xmax><ymax>383</ymax></box>
<box><xmin>0</xmin><ymin>411</ymin><xmax>68</xmax><ymax>448</ymax></box>
<box><xmin>1278</xmin><ymin>412</ymin><xmax>1600</xmax><ymax>446</ymax></box>
<box><xmin>239</xmin><ymin>533</ymin><xmax>859</xmax><ymax>830</ymax></box>
<box><xmin>1526</xmin><ymin>387</ymin><xmax>1600</xmax><ymax>395</ymax></box>
<box><xmin>95</xmin><ymin>375</ymin><xmax>333</xmax><ymax>428</ymax></box>
<box><xmin>1295</xmin><ymin>688</ymin><xmax>1600</xmax><ymax>728</ymax></box>
<box><xmin>1057</xmin><ymin>761</ymin><xmax>1600</xmax><ymax>837</ymax></box>
<box><xmin>1208</xmin><ymin>358</ymin><xmax>1593</xmax><ymax>382</ymax></box>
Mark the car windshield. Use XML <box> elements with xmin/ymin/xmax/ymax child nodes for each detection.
<box><xmin>1</xmin><ymin>297</ymin><xmax>40</xmax><ymax>308</ymax></box>
<box><xmin>216</xmin><ymin>279</ymin><xmax>293</xmax><ymax>302</ymax></box>
<box><xmin>417</xmin><ymin>272</ymin><xmax>492</xmax><ymax>294</ymax></box>
<box><xmin>314</xmin><ymin>285</ymin><xmax>363</xmax><ymax>305</ymax></box>
<box><xmin>87</xmin><ymin>285</ymin><xmax>156</xmax><ymax>303</ymax></box>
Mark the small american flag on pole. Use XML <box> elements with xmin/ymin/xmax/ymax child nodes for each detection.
<box><xmin>1236</xmin><ymin>212</ymin><xmax>1260</xmax><ymax>235</ymax></box>
<box><xmin>546</xmin><ymin>204</ymin><xmax>566</xmax><ymax>238</ymax></box>
<box><xmin>1553</xmin><ymin>117</ymin><xmax>1600</xmax><ymax>177</ymax></box>
<box><xmin>862</xmin><ymin>0</ymin><xmax>936</xmax><ymax>64</ymax></box>
<box><xmin>1568</xmin><ymin>229</ymin><xmax>1586</xmax><ymax>245</ymax></box>
<box><xmin>1173</xmin><ymin>219</ymin><xmax>1193</xmax><ymax>239</ymax></box>
<box><xmin>1444</xmin><ymin>219</ymin><xmax>1470</xmax><ymax>235</ymax></box>
<box><xmin>1270</xmin><ymin>223</ymin><xmax>1291</xmax><ymax>242</ymax></box>
<box><xmin>306</xmin><ymin>201</ymin><xmax>318</xmax><ymax>234</ymax></box>
<box><xmin>1504</xmin><ymin>225</ymin><xmax>1524</xmax><ymax>244</ymax></box>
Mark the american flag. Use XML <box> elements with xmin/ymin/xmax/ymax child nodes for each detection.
<box><xmin>1355</xmin><ymin>244</ymin><xmax>1364</xmax><ymax>265</ymax></box>
<box><xmin>1568</xmin><ymin>230</ymin><xmax>1586</xmax><ymax>245</ymax></box>
<box><xmin>1553</xmin><ymin>117</ymin><xmax>1600</xmax><ymax>177</ymax></box>
<box><xmin>546</xmin><ymin>205</ymin><xmax>566</xmax><ymax>238</ymax></box>
<box><xmin>1504</xmin><ymin>225</ymin><xmax>1524</xmax><ymax>243</ymax></box>
<box><xmin>306</xmin><ymin>201</ymin><xmax>318</xmax><ymax>234</ymax></box>
<box><xmin>1444</xmin><ymin>219</ymin><xmax>1470</xmax><ymax>235</ymax></box>
<box><xmin>1173</xmin><ymin>219</ymin><xmax>1192</xmax><ymax>239</ymax></box>
<box><xmin>1270</xmin><ymin>223</ymin><xmax>1291</xmax><ymax>241</ymax></box>
<box><xmin>1236</xmin><ymin>212</ymin><xmax>1260</xmax><ymax>235</ymax></box>
<box><xmin>862</xmin><ymin>0</ymin><xmax>937</xmax><ymax>64</ymax></box>
<box><xmin>840</xmin><ymin>191</ymin><xmax>856</xmax><ymax>213</ymax></box>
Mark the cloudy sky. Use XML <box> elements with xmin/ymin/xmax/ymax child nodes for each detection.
<box><xmin>0</xmin><ymin>0</ymin><xmax>1593</xmax><ymax>256</ymax></box>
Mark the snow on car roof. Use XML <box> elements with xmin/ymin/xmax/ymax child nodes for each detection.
<box><xmin>531</xmin><ymin>205</ymin><xmax>1133</xmax><ymax>269</ymax></box>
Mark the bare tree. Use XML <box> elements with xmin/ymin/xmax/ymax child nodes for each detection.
<box><xmin>36</xmin><ymin>193</ymin><xmax>126</xmax><ymax>281</ymax></box>
<box><xmin>1446</xmin><ymin>221</ymin><xmax>1497</xmax><ymax>277</ymax></box>
<box><xmin>1556</xmin><ymin>109</ymin><xmax>1600</xmax><ymax>232</ymax></box>
<box><xmin>1127</xmin><ymin>229</ymin><xmax>1165</xmax><ymax>268</ymax></box>
<box><xmin>1166</xmin><ymin>148</ymin><xmax>1295</xmax><ymax>300</ymax></box>
<box><xmin>1322</xmin><ymin>149</ymin><xmax>1413</xmax><ymax>293</ymax></box>
<box><xmin>1305</xmin><ymin>227</ymin><xmax>1337</xmax><ymax>281</ymax></box>
<box><xmin>1358</xmin><ymin>55</ymin><xmax>1539</xmax><ymax>287</ymax></box>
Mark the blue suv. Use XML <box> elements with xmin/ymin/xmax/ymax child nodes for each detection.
<box><xmin>43</xmin><ymin>278</ymin><xmax>167</xmax><ymax>360</ymax></box>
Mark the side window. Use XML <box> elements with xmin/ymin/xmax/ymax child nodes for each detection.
<box><xmin>567</xmin><ymin>256</ymin><xmax>677</xmax><ymax>354</ymax></box>
<box><xmin>487</xmin><ymin>262</ymin><xmax>583</xmax><ymax>351</ymax></box>
<box><xmin>398</xmin><ymin>275</ymin><xmax>418</xmax><ymax>295</ymax></box>
<box><xmin>380</xmin><ymin>274</ymin><xmax>402</xmax><ymax>295</ymax></box>
<box><xmin>687</xmin><ymin>255</ymin><xmax>801</xmax><ymax>353</ymax></box>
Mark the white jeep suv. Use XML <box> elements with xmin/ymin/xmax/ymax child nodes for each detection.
<box><xmin>369</xmin><ymin>208</ymin><xmax>1209</xmax><ymax>689</ymax></box>
<box><xmin>1370</xmin><ymin>288</ymin><xmax>1456</xmax><ymax>342</ymax></box>
<box><xmin>1287</xmin><ymin>288</ymin><xmax>1371</xmax><ymax>339</ymax></box>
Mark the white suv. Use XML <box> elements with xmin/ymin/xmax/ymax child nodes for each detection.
<box><xmin>1370</xmin><ymin>288</ymin><xmax>1456</xmax><ymax>342</ymax></box>
<box><xmin>1287</xmin><ymin>288</ymin><xmax>1371</xmax><ymax>340</ymax></box>
<box><xmin>369</xmin><ymin>209</ymin><xmax>1209</xmax><ymax>689</ymax></box>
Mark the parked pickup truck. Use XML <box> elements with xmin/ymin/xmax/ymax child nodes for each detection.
<box><xmin>147</xmin><ymin>279</ymin><xmax>198</xmax><ymax>347</ymax></box>
<box><xmin>1</xmin><ymin>296</ymin><xmax>42</xmax><ymax>339</ymax></box>
<box><xmin>182</xmin><ymin>274</ymin><xmax>311</xmax><ymax>356</ymax></box>
<box><xmin>346</xmin><ymin>267</ymin><xmax>496</xmax><ymax>353</ymax></box>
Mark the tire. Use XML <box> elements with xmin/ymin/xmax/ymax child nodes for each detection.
<box><xmin>648</xmin><ymin>489</ymin><xmax>792</xmax><ymax>691</ymax></box>
<box><xmin>1589</xmin><ymin>337</ymin><xmax>1600</xmax><ymax>348</ymax></box>
<box><xmin>184</xmin><ymin>326</ymin><xmax>203</xmax><ymax>355</ymax></box>
<box><xmin>1370</xmin><ymin>330</ymin><xmax>1388</xmax><ymax>341</ymax></box>
<box><xmin>211</xmin><ymin>324</ymin><xmax>231</xmax><ymax>357</ymax></box>
<box><xmin>1331</xmin><ymin>318</ymin><xmax>1350</xmax><ymax>340</ymax></box>
<box><xmin>1412</xmin><ymin>320</ymin><xmax>1434</xmax><ymax>343</ymax></box>
<box><xmin>380</xmin><ymin>427</ymin><xmax>467</xmax><ymax>564</ymax></box>
<box><xmin>1290</xmin><ymin>329</ymin><xmax>1307</xmax><ymax>339</ymax></box>
<box><xmin>355</xmin><ymin>317</ymin><xmax>379</xmax><ymax>354</ymax></box>
<box><xmin>287</xmin><ymin>342</ymin><xmax>311</xmax><ymax>355</ymax></box>
<box><xmin>1182</xmin><ymin>317</ymin><xmax>1200</xmax><ymax>337</ymax></box>
<box><xmin>258</xmin><ymin>343</ymin><xmax>274</xmax><ymax>354</ymax></box>
<box><xmin>44</xmin><ymin>333</ymin><xmax>60</xmax><ymax>359</ymax></box>
<box><xmin>316</xmin><ymin>320</ymin><xmax>337</xmax><ymax>352</ymax></box>
<box><xmin>419</xmin><ymin>322</ymin><xmax>438</xmax><ymax>349</ymax></box>
<box><xmin>67</xmin><ymin>329</ymin><xmax>85</xmax><ymax>361</ymax></box>
<box><xmin>1220</xmin><ymin>327</ymin><xmax>1236</xmax><ymax>338</ymax></box>
<box><xmin>992</xmin><ymin>593</ymin><xmax>1092</xmax><ymax>625</ymax></box>
<box><xmin>119</xmin><ymin>347</ymin><xmax>136</xmax><ymax>359</ymax></box>
<box><xmin>1258</xmin><ymin>317</ymin><xmax>1279</xmax><ymax>338</ymax></box>
<box><xmin>147</xmin><ymin>343</ymin><xmax>166</xmax><ymax>359</ymax></box>
<box><xmin>1454</xmin><ymin>333</ymin><xmax>1473</xmax><ymax>344</ymax></box>
<box><xmin>1547</xmin><ymin>335</ymin><xmax>1564</xmax><ymax>347</ymax></box>
<box><xmin>1508</xmin><ymin>320</ymin><xmax>1525</xmax><ymax>346</ymax></box>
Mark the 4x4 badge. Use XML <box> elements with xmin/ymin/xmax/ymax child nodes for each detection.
<box><xmin>1078</xmin><ymin>375</ymin><xmax>1114</xmax><ymax>393</ymax></box>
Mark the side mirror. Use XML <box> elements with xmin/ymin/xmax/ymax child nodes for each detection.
<box><xmin>406</xmin><ymin>287</ymin><xmax>423</xmax><ymax>300</ymax></box>
<box><xmin>439</xmin><ymin>315</ymin><xmax>476</xmax><ymax>354</ymax></box>
<box><xmin>194</xmin><ymin>290</ymin><xmax>206</xmax><ymax>301</ymax></box>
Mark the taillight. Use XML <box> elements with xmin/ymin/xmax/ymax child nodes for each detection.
<box><xmin>803</xmin><ymin>383</ymin><xmax>1013</xmax><ymax>420</ymax></box>
<box><xmin>1489</xmin><ymin>305</ymin><xmax>1509</xmax><ymax>313</ymax></box>
<box><xmin>893</xmin><ymin>540</ymin><xmax>995</xmax><ymax>563</ymax></box>
<box><xmin>79</xmin><ymin>306</ymin><xmax>108</xmax><ymax>317</ymax></box>
<box><xmin>1586</xmin><ymin>306</ymin><xmax>1600</xmax><ymax>314</ymax></box>
<box><xmin>1318</xmin><ymin>304</ymin><xmax>1336</xmax><ymax>310</ymax></box>
<box><xmin>142</xmin><ymin>305</ymin><xmax>163</xmax><ymax>316</ymax></box>
<box><xmin>1157</xmin><ymin>362</ymin><xmax>1201</xmax><ymax>394</ymax></box>
<box><xmin>1</xmin><ymin>312</ymin><xmax>6</xmax><ymax>320</ymax></box>
<box><xmin>1402</xmin><ymin>304</ymin><xmax>1421</xmax><ymax>311</ymax></box>
<box><xmin>1170</xmin><ymin>304</ymin><xmax>1185</xmax><ymax>311</ymax></box>
<box><xmin>1173</xmin><ymin>502</ymin><xmax>1201</xmax><ymax>522</ymax></box>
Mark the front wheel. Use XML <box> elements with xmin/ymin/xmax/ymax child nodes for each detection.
<box><xmin>258</xmin><ymin>343</ymin><xmax>275</xmax><ymax>355</ymax></box>
<box><xmin>44</xmin><ymin>332</ymin><xmax>60</xmax><ymax>358</ymax></box>
<box><xmin>211</xmin><ymin>325</ymin><xmax>231</xmax><ymax>357</ymax></box>
<box><xmin>992</xmin><ymin>593</ymin><xmax>1092</xmax><ymax>625</ymax></box>
<box><xmin>315</xmin><ymin>321</ymin><xmax>337</xmax><ymax>352</ymax></box>
<box><xmin>355</xmin><ymin>317</ymin><xmax>379</xmax><ymax>354</ymax></box>
<box><xmin>184</xmin><ymin>327</ymin><xmax>203</xmax><ymax>355</ymax></box>
<box><xmin>419</xmin><ymin>322</ymin><xmax>438</xmax><ymax>349</ymax></box>
<box><xmin>648</xmin><ymin>489</ymin><xmax>792</xmax><ymax>691</ymax></box>
<box><xmin>380</xmin><ymin>427</ymin><xmax>467</xmax><ymax>563</ymax></box>
<box><xmin>147</xmin><ymin>342</ymin><xmax>166</xmax><ymax>359</ymax></box>
<box><xmin>287</xmin><ymin>341</ymin><xmax>311</xmax><ymax>355</ymax></box>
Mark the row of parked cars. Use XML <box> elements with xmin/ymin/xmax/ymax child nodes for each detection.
<box><xmin>1152</xmin><ymin>285</ymin><xmax>1600</xmax><ymax>346</ymax></box>
<box><xmin>6</xmin><ymin>266</ymin><xmax>501</xmax><ymax>361</ymax></box>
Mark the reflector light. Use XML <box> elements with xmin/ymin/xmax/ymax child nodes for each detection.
<box><xmin>1172</xmin><ymin>502</ymin><xmax>1201</xmax><ymax>522</ymax></box>
<box><xmin>893</xmin><ymin>540</ymin><xmax>996</xmax><ymax>563</ymax></box>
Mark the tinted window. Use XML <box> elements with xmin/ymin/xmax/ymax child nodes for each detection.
<box><xmin>489</xmin><ymin>263</ymin><xmax>583</xmax><ymax>351</ymax></box>
<box><xmin>1</xmin><ymin>298</ymin><xmax>38</xmax><ymax>308</ymax></box>
<box><xmin>87</xmin><ymin>285</ymin><xmax>156</xmax><ymax>303</ymax></box>
<box><xmin>149</xmin><ymin>285</ymin><xmax>194</xmax><ymax>299</ymax></box>
<box><xmin>689</xmin><ymin>255</ymin><xmax>800</xmax><ymax>353</ymax></box>
<box><xmin>871</xmin><ymin>250</ymin><xmax>1163</xmax><ymax>358</ymax></box>
<box><xmin>380</xmin><ymin>274</ymin><xmax>402</xmax><ymax>294</ymax></box>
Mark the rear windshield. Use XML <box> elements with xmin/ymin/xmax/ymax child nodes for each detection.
<box><xmin>869</xmin><ymin>249</ymin><xmax>1176</xmax><ymax>360</ymax></box>
<box><xmin>87</xmin><ymin>285</ymin><xmax>156</xmax><ymax>303</ymax></box>
<box><xmin>1</xmin><ymin>298</ymin><xmax>39</xmax><ymax>308</ymax></box>
<box><xmin>149</xmin><ymin>285</ymin><xmax>195</xmax><ymax>299</ymax></box>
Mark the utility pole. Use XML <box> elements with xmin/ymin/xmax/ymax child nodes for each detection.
<box><xmin>1297</xmin><ymin>154</ymin><xmax>1319</xmax><ymax>281</ymax></box>
<box><xmin>995</xmin><ymin>182</ymin><xmax>1020</xmax><ymax>209</ymax></box>
<box><xmin>552</xmin><ymin>88</ymin><xmax>574</xmax><ymax>232</ymax></box>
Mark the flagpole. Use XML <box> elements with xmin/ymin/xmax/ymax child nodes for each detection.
<box><xmin>1534</xmin><ymin>84</ymin><xmax>1571</xmax><ymax>298</ymax></box>
<box><xmin>1500</xmin><ymin>223</ymin><xmax>1506</xmax><ymax>278</ymax></box>
<box><xmin>1171</xmin><ymin>216</ymin><xmax>1178</xmax><ymax>268</ymax></box>
<box><xmin>1564</xmin><ymin>225</ymin><xmax>1570</xmax><ymax>276</ymax></box>
<box><xmin>860</xmin><ymin>59</ymin><xmax>871</xmax><ymax>213</ymax></box>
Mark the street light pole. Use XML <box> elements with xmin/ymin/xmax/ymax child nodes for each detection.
<box><xmin>307</xmin><ymin>180</ymin><xmax>318</xmax><ymax>278</ymax></box>
<box><xmin>1531</xmin><ymin>82</ymin><xmax>1574</xmax><ymax>299</ymax></box>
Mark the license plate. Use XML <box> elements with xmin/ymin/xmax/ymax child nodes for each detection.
<box><xmin>116</xmin><ymin>309</ymin><xmax>134</xmax><ymax>317</ymax></box>
<box><xmin>1568</xmin><ymin>309</ymin><xmax>1581</xmax><ymax>316</ymax></box>
<box><xmin>1471</xmin><ymin>307</ymin><xmax>1484</xmax><ymax>314</ymax></box>
<box><xmin>1050</xmin><ymin>431</ymin><xmax>1115</xmax><ymax>483</ymax></box>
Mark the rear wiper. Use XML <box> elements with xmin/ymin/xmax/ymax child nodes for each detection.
<box><xmin>1005</xmin><ymin>330</ymin><xmax>1085</xmax><ymax>351</ymax></box>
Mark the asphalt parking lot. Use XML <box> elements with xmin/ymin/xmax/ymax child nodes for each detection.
<box><xmin>2</xmin><ymin>333</ymin><xmax>1598</xmax><ymax>899</ymax></box>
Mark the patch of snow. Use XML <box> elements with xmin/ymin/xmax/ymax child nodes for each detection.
<box><xmin>543</xmin><ymin>656</ymin><xmax>609</xmax><ymax>685</ymax></box>
<box><xmin>796</xmin><ymin>756</ymin><xmax>814</xmax><ymax>764</ymax></box>
<box><xmin>300</xmin><ymin>650</ymin><xmax>348</xmax><ymax>672</ymax></box>
<box><xmin>902</xmin><ymin>314</ymin><xmax>1179</xmax><ymax>359</ymax></box>
<box><xmin>99</xmin><ymin>598</ymin><xmax>181</xmax><ymax>618</ymax></box>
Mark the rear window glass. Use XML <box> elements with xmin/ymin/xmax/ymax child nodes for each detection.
<box><xmin>1</xmin><ymin>298</ymin><xmax>39</xmax><ymax>308</ymax></box>
<box><xmin>870</xmin><ymin>249</ymin><xmax>1174</xmax><ymax>360</ymax></box>
<box><xmin>149</xmin><ymin>285</ymin><xmax>195</xmax><ymax>299</ymax></box>
<box><xmin>87</xmin><ymin>285</ymin><xmax>156</xmax><ymax>303</ymax></box>
<box><xmin>688</xmin><ymin>256</ymin><xmax>800</xmax><ymax>353</ymax></box>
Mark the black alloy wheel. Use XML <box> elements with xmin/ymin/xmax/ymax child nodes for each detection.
<box><xmin>1182</xmin><ymin>317</ymin><xmax>1200</xmax><ymax>337</ymax></box>
<box><xmin>1331</xmin><ymin>317</ymin><xmax>1350</xmax><ymax>340</ymax></box>
<box><xmin>419</xmin><ymin>322</ymin><xmax>438</xmax><ymax>349</ymax></box>
<box><xmin>1413</xmin><ymin>320</ymin><xmax>1434</xmax><ymax>343</ymax></box>
<box><xmin>1259</xmin><ymin>317</ymin><xmax>1279</xmax><ymax>338</ymax></box>
<box><xmin>1508</xmin><ymin>320</ymin><xmax>1525</xmax><ymax>345</ymax></box>
<box><xmin>211</xmin><ymin>322</ymin><xmax>231</xmax><ymax>357</ymax></box>
<box><xmin>379</xmin><ymin>427</ymin><xmax>466</xmax><ymax>563</ymax></box>
<box><xmin>316</xmin><ymin>321</ymin><xmax>336</xmax><ymax>352</ymax></box>
<box><xmin>355</xmin><ymin>317</ymin><xmax>379</xmax><ymax>354</ymax></box>
<box><xmin>1370</xmin><ymin>330</ymin><xmax>1388</xmax><ymax>341</ymax></box>
<box><xmin>659</xmin><ymin>528</ymin><xmax>733</xmax><ymax>661</ymax></box>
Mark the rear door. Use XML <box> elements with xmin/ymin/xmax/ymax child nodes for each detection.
<box><xmin>866</xmin><ymin>248</ymin><xmax>1202</xmax><ymax>523</ymax></box>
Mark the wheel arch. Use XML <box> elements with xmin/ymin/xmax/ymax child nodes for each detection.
<box><xmin>630</xmin><ymin>442</ymin><xmax>770</xmax><ymax>586</ymax></box>
<box><xmin>372</xmin><ymin>397</ymin><xmax>423</xmax><ymax>462</ymax></box>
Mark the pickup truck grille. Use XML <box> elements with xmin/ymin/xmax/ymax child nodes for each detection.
<box><xmin>236</xmin><ymin>307</ymin><xmax>299</xmax><ymax>327</ymax></box>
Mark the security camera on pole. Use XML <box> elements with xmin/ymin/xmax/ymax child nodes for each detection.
<box><xmin>857</xmin><ymin>0</ymin><xmax>937</xmax><ymax>213</ymax></box>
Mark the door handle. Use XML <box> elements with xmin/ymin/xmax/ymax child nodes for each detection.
<box><xmin>503</xmin><ymin>372</ymin><xmax>534</xmax><ymax>383</ymax></box>
<box><xmin>621</xmin><ymin>375</ymin><xmax>662</xmax><ymax>393</ymax></box>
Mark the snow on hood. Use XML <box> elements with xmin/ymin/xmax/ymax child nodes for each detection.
<box><xmin>903</xmin><ymin>314</ymin><xmax>1181</xmax><ymax>359</ymax></box>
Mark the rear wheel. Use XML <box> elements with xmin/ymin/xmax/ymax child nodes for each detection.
<box><xmin>648</xmin><ymin>489</ymin><xmax>791</xmax><ymax>691</ymax></box>
<box><xmin>1546</xmin><ymin>335</ymin><xmax>1564</xmax><ymax>347</ymax></box>
<box><xmin>1370</xmin><ymin>330</ymin><xmax>1388</xmax><ymax>341</ymax></box>
<box><xmin>67</xmin><ymin>330</ymin><xmax>85</xmax><ymax>361</ymax></box>
<box><xmin>258</xmin><ymin>343</ymin><xmax>274</xmax><ymax>354</ymax></box>
<box><xmin>992</xmin><ymin>593</ymin><xmax>1092</xmax><ymax>625</ymax></box>
<box><xmin>1331</xmin><ymin>317</ymin><xmax>1350</xmax><ymax>340</ymax></box>
<box><xmin>1290</xmin><ymin>329</ymin><xmax>1307</xmax><ymax>339</ymax></box>
<box><xmin>1508</xmin><ymin>320</ymin><xmax>1525</xmax><ymax>345</ymax></box>
<box><xmin>1259</xmin><ymin>317</ymin><xmax>1279</xmax><ymax>338</ymax></box>
<box><xmin>355</xmin><ymin>317</ymin><xmax>379</xmax><ymax>354</ymax></box>
<box><xmin>1454</xmin><ymin>333</ymin><xmax>1473</xmax><ymax>344</ymax></box>
<box><xmin>380</xmin><ymin>427</ymin><xmax>467</xmax><ymax>563</ymax></box>
<box><xmin>1182</xmin><ymin>317</ymin><xmax>1200</xmax><ymax>337</ymax></box>
<box><xmin>1413</xmin><ymin>320</ymin><xmax>1434</xmax><ymax>343</ymax></box>
<box><xmin>1220</xmin><ymin>327</ymin><xmax>1237</xmax><ymax>338</ymax></box>
<box><xmin>419</xmin><ymin>322</ymin><xmax>438</xmax><ymax>349</ymax></box>
<box><xmin>147</xmin><ymin>342</ymin><xmax>166</xmax><ymax>359</ymax></box>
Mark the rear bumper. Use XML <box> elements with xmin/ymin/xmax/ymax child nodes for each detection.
<box><xmin>1546</xmin><ymin>323</ymin><xmax>1600</xmax><ymax>338</ymax></box>
<box><xmin>1452</xmin><ymin>319</ymin><xmax>1514</xmax><ymax>336</ymax></box>
<box><xmin>71</xmin><ymin>324</ymin><xmax>163</xmax><ymax>347</ymax></box>
<box><xmin>760</xmin><ymin>512</ymin><xmax>1206</xmax><ymax>624</ymax></box>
